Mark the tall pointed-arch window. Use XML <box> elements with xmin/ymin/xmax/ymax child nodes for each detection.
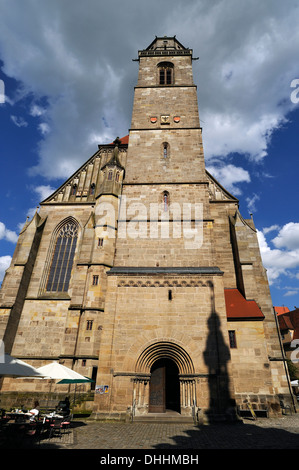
<box><xmin>158</xmin><ymin>62</ymin><xmax>174</xmax><ymax>85</ymax></box>
<box><xmin>46</xmin><ymin>221</ymin><xmax>78</xmax><ymax>292</ymax></box>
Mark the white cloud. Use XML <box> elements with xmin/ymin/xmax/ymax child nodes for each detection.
<box><xmin>0</xmin><ymin>255</ymin><xmax>11</xmax><ymax>283</ymax></box>
<box><xmin>262</xmin><ymin>225</ymin><xmax>280</xmax><ymax>235</ymax></box>
<box><xmin>257</xmin><ymin>225</ymin><xmax>299</xmax><ymax>284</ymax></box>
<box><xmin>206</xmin><ymin>164</ymin><xmax>250</xmax><ymax>195</ymax></box>
<box><xmin>38</xmin><ymin>123</ymin><xmax>50</xmax><ymax>135</ymax></box>
<box><xmin>246</xmin><ymin>193</ymin><xmax>260</xmax><ymax>214</ymax></box>
<box><xmin>33</xmin><ymin>185</ymin><xmax>55</xmax><ymax>202</ymax></box>
<box><xmin>30</xmin><ymin>105</ymin><xmax>46</xmax><ymax>117</ymax></box>
<box><xmin>284</xmin><ymin>290</ymin><xmax>299</xmax><ymax>297</ymax></box>
<box><xmin>272</xmin><ymin>223</ymin><xmax>299</xmax><ymax>250</ymax></box>
<box><xmin>0</xmin><ymin>222</ymin><xmax>18</xmax><ymax>244</ymax></box>
<box><xmin>10</xmin><ymin>115</ymin><xmax>28</xmax><ymax>128</ymax></box>
<box><xmin>0</xmin><ymin>0</ymin><xmax>297</xmax><ymax>186</ymax></box>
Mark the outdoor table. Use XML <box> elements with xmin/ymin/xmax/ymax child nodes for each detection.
<box><xmin>41</xmin><ymin>413</ymin><xmax>64</xmax><ymax>426</ymax></box>
<box><xmin>43</xmin><ymin>413</ymin><xmax>64</xmax><ymax>419</ymax></box>
<box><xmin>6</xmin><ymin>411</ymin><xmax>31</xmax><ymax>422</ymax></box>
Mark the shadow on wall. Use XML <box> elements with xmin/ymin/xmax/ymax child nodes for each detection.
<box><xmin>203</xmin><ymin>281</ymin><xmax>234</xmax><ymax>421</ymax></box>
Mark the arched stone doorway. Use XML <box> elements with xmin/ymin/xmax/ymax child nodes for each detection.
<box><xmin>133</xmin><ymin>341</ymin><xmax>196</xmax><ymax>416</ymax></box>
<box><xmin>149</xmin><ymin>358</ymin><xmax>180</xmax><ymax>413</ymax></box>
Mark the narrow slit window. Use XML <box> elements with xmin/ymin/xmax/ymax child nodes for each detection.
<box><xmin>163</xmin><ymin>191</ymin><xmax>169</xmax><ymax>211</ymax></box>
<box><xmin>98</xmin><ymin>238</ymin><xmax>104</xmax><ymax>247</ymax></box>
<box><xmin>163</xmin><ymin>143</ymin><xmax>168</xmax><ymax>159</ymax></box>
<box><xmin>108</xmin><ymin>170</ymin><xmax>113</xmax><ymax>180</ymax></box>
<box><xmin>228</xmin><ymin>330</ymin><xmax>237</xmax><ymax>349</ymax></box>
<box><xmin>90</xmin><ymin>183</ymin><xmax>95</xmax><ymax>195</ymax></box>
<box><xmin>92</xmin><ymin>275</ymin><xmax>99</xmax><ymax>286</ymax></box>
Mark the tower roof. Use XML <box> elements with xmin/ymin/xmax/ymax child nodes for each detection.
<box><xmin>139</xmin><ymin>36</ymin><xmax>194</xmax><ymax>59</ymax></box>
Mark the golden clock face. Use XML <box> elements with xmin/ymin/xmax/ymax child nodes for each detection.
<box><xmin>161</xmin><ymin>115</ymin><xmax>170</xmax><ymax>124</ymax></box>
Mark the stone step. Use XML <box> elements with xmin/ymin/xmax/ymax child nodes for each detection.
<box><xmin>133</xmin><ymin>411</ymin><xmax>195</xmax><ymax>424</ymax></box>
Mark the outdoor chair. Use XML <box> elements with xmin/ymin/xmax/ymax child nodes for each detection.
<box><xmin>49</xmin><ymin>418</ymin><xmax>63</xmax><ymax>438</ymax></box>
<box><xmin>280</xmin><ymin>400</ymin><xmax>292</xmax><ymax>415</ymax></box>
<box><xmin>61</xmin><ymin>414</ymin><xmax>72</xmax><ymax>434</ymax></box>
<box><xmin>24</xmin><ymin>422</ymin><xmax>44</xmax><ymax>446</ymax></box>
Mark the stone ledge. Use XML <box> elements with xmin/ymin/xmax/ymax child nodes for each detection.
<box><xmin>107</xmin><ymin>266</ymin><xmax>224</xmax><ymax>276</ymax></box>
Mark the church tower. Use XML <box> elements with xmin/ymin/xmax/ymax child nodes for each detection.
<box><xmin>0</xmin><ymin>37</ymin><xmax>293</xmax><ymax>421</ymax></box>
<box><xmin>91</xmin><ymin>37</ymin><xmax>291</xmax><ymax>420</ymax></box>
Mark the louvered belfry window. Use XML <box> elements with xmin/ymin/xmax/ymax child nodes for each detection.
<box><xmin>46</xmin><ymin>222</ymin><xmax>78</xmax><ymax>292</ymax></box>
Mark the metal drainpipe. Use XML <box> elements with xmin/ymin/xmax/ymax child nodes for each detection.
<box><xmin>272</xmin><ymin>307</ymin><xmax>297</xmax><ymax>413</ymax></box>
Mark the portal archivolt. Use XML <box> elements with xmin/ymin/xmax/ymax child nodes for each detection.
<box><xmin>133</xmin><ymin>341</ymin><xmax>196</xmax><ymax>415</ymax></box>
<box><xmin>135</xmin><ymin>341</ymin><xmax>194</xmax><ymax>375</ymax></box>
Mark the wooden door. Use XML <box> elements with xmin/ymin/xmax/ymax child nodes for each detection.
<box><xmin>149</xmin><ymin>363</ymin><xmax>165</xmax><ymax>413</ymax></box>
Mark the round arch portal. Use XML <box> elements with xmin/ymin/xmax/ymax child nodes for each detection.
<box><xmin>134</xmin><ymin>341</ymin><xmax>196</xmax><ymax>416</ymax></box>
<box><xmin>135</xmin><ymin>341</ymin><xmax>195</xmax><ymax>375</ymax></box>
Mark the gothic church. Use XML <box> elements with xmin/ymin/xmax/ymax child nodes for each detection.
<box><xmin>0</xmin><ymin>37</ymin><xmax>292</xmax><ymax>421</ymax></box>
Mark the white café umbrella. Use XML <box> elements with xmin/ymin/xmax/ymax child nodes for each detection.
<box><xmin>0</xmin><ymin>353</ymin><xmax>45</xmax><ymax>378</ymax></box>
<box><xmin>35</xmin><ymin>361</ymin><xmax>92</xmax><ymax>383</ymax></box>
<box><xmin>35</xmin><ymin>361</ymin><xmax>93</xmax><ymax>409</ymax></box>
<box><xmin>291</xmin><ymin>380</ymin><xmax>299</xmax><ymax>386</ymax></box>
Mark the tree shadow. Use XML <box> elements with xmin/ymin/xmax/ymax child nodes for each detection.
<box><xmin>202</xmin><ymin>281</ymin><xmax>234</xmax><ymax>422</ymax></box>
<box><xmin>151</xmin><ymin>281</ymin><xmax>299</xmax><ymax>450</ymax></box>
<box><xmin>152</xmin><ymin>419</ymin><xmax>299</xmax><ymax>449</ymax></box>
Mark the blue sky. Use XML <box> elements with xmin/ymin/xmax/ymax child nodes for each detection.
<box><xmin>0</xmin><ymin>0</ymin><xmax>299</xmax><ymax>310</ymax></box>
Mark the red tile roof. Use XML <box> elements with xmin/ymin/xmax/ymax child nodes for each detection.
<box><xmin>109</xmin><ymin>135</ymin><xmax>129</xmax><ymax>145</ymax></box>
<box><xmin>278</xmin><ymin>314</ymin><xmax>294</xmax><ymax>331</ymax></box>
<box><xmin>224</xmin><ymin>289</ymin><xmax>264</xmax><ymax>320</ymax></box>
<box><xmin>278</xmin><ymin>308</ymin><xmax>299</xmax><ymax>340</ymax></box>
<box><xmin>274</xmin><ymin>306</ymin><xmax>290</xmax><ymax>316</ymax></box>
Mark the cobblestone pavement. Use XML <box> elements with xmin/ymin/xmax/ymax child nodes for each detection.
<box><xmin>36</xmin><ymin>413</ymin><xmax>299</xmax><ymax>450</ymax></box>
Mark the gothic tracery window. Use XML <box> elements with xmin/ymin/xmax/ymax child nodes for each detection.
<box><xmin>46</xmin><ymin>221</ymin><xmax>78</xmax><ymax>293</ymax></box>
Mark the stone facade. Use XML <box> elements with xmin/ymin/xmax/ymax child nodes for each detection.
<box><xmin>0</xmin><ymin>37</ymin><xmax>293</xmax><ymax>419</ymax></box>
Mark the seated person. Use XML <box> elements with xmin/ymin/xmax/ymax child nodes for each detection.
<box><xmin>56</xmin><ymin>397</ymin><xmax>70</xmax><ymax>416</ymax></box>
<box><xmin>28</xmin><ymin>400</ymin><xmax>40</xmax><ymax>422</ymax></box>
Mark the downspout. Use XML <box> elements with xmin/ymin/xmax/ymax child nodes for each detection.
<box><xmin>272</xmin><ymin>307</ymin><xmax>296</xmax><ymax>413</ymax></box>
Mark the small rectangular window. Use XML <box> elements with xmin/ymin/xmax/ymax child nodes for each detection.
<box><xmin>82</xmin><ymin>359</ymin><xmax>86</xmax><ymax>366</ymax></box>
<box><xmin>228</xmin><ymin>330</ymin><xmax>237</xmax><ymax>348</ymax></box>
<box><xmin>98</xmin><ymin>238</ymin><xmax>104</xmax><ymax>247</ymax></box>
<box><xmin>92</xmin><ymin>275</ymin><xmax>99</xmax><ymax>286</ymax></box>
